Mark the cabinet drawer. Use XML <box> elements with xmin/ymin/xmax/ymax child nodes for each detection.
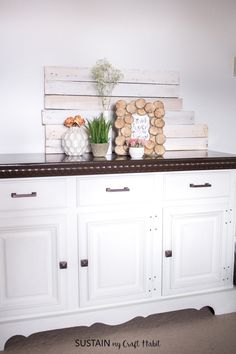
<box><xmin>77</xmin><ymin>175</ymin><xmax>155</xmax><ymax>206</ymax></box>
<box><xmin>0</xmin><ymin>178</ymin><xmax>67</xmax><ymax>211</ymax></box>
<box><xmin>164</xmin><ymin>171</ymin><xmax>230</xmax><ymax>200</ymax></box>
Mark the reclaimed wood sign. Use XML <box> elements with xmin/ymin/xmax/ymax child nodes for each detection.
<box><xmin>42</xmin><ymin>66</ymin><xmax>208</xmax><ymax>154</ymax></box>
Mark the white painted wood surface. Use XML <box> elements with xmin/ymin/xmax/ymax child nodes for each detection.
<box><xmin>45</xmin><ymin>124</ymin><xmax>207</xmax><ymax>141</ymax></box>
<box><xmin>45</xmin><ymin>137</ymin><xmax>208</xmax><ymax>154</ymax></box>
<box><xmin>45</xmin><ymin>81</ymin><xmax>179</xmax><ymax>98</ymax></box>
<box><xmin>42</xmin><ymin>110</ymin><xmax>194</xmax><ymax>125</ymax></box>
<box><xmin>45</xmin><ymin>66</ymin><xmax>180</xmax><ymax>84</ymax></box>
<box><xmin>43</xmin><ymin>66</ymin><xmax>208</xmax><ymax>154</ymax></box>
<box><xmin>165</xmin><ymin>138</ymin><xmax>208</xmax><ymax>150</ymax></box>
<box><xmin>164</xmin><ymin>124</ymin><xmax>208</xmax><ymax>138</ymax></box>
<box><xmin>44</xmin><ymin>95</ymin><xmax>183</xmax><ymax>110</ymax></box>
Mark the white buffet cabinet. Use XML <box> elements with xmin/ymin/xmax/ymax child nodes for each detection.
<box><xmin>0</xmin><ymin>169</ymin><xmax>236</xmax><ymax>349</ymax></box>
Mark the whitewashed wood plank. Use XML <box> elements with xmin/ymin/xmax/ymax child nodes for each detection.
<box><xmin>164</xmin><ymin>124</ymin><xmax>208</xmax><ymax>138</ymax></box>
<box><xmin>45</xmin><ymin>66</ymin><xmax>180</xmax><ymax>84</ymax></box>
<box><xmin>165</xmin><ymin>138</ymin><xmax>208</xmax><ymax>151</ymax></box>
<box><xmin>42</xmin><ymin>109</ymin><xmax>194</xmax><ymax>125</ymax></box>
<box><xmin>46</xmin><ymin>137</ymin><xmax>208</xmax><ymax>154</ymax></box>
<box><xmin>46</xmin><ymin>139</ymin><xmax>63</xmax><ymax>154</ymax></box>
<box><xmin>44</xmin><ymin>96</ymin><xmax>183</xmax><ymax>110</ymax></box>
<box><xmin>45</xmin><ymin>80</ymin><xmax>180</xmax><ymax>98</ymax></box>
<box><xmin>46</xmin><ymin>124</ymin><xmax>207</xmax><ymax>141</ymax></box>
<box><xmin>46</xmin><ymin>139</ymin><xmax>91</xmax><ymax>154</ymax></box>
<box><xmin>164</xmin><ymin>111</ymin><xmax>195</xmax><ymax>125</ymax></box>
<box><xmin>46</xmin><ymin>125</ymin><xmax>67</xmax><ymax>140</ymax></box>
<box><xmin>42</xmin><ymin>110</ymin><xmax>102</xmax><ymax>124</ymax></box>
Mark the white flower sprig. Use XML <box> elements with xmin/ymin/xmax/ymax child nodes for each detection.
<box><xmin>91</xmin><ymin>58</ymin><xmax>123</xmax><ymax>112</ymax></box>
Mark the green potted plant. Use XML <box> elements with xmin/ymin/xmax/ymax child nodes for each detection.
<box><xmin>86</xmin><ymin>113</ymin><xmax>112</xmax><ymax>157</ymax></box>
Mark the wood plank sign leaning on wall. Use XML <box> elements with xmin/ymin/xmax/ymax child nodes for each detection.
<box><xmin>114</xmin><ymin>99</ymin><xmax>166</xmax><ymax>156</ymax></box>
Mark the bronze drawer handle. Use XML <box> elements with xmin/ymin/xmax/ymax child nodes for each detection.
<box><xmin>106</xmin><ymin>187</ymin><xmax>130</xmax><ymax>193</ymax></box>
<box><xmin>189</xmin><ymin>183</ymin><xmax>212</xmax><ymax>188</ymax></box>
<box><xmin>11</xmin><ymin>192</ymin><xmax>37</xmax><ymax>198</ymax></box>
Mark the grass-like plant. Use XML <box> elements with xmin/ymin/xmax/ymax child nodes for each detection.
<box><xmin>86</xmin><ymin>114</ymin><xmax>112</xmax><ymax>144</ymax></box>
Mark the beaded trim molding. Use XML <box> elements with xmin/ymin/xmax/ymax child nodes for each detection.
<box><xmin>1</xmin><ymin>159</ymin><xmax>236</xmax><ymax>178</ymax></box>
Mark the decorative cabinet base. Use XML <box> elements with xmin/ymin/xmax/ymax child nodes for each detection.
<box><xmin>1</xmin><ymin>288</ymin><xmax>236</xmax><ymax>350</ymax></box>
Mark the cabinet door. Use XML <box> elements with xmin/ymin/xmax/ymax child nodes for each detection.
<box><xmin>0</xmin><ymin>214</ymin><xmax>68</xmax><ymax>317</ymax></box>
<box><xmin>163</xmin><ymin>203</ymin><xmax>234</xmax><ymax>296</ymax></box>
<box><xmin>78</xmin><ymin>208</ymin><xmax>160</xmax><ymax>307</ymax></box>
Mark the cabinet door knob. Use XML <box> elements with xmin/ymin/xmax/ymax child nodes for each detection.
<box><xmin>59</xmin><ymin>261</ymin><xmax>67</xmax><ymax>269</ymax></box>
<box><xmin>81</xmin><ymin>259</ymin><xmax>88</xmax><ymax>267</ymax></box>
<box><xmin>165</xmin><ymin>250</ymin><xmax>172</xmax><ymax>258</ymax></box>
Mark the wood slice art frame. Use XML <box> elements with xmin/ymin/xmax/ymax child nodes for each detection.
<box><xmin>114</xmin><ymin>99</ymin><xmax>166</xmax><ymax>156</ymax></box>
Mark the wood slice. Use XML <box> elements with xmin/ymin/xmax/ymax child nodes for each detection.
<box><xmin>154</xmin><ymin>119</ymin><xmax>165</xmax><ymax>128</ymax></box>
<box><xmin>115</xmin><ymin>145</ymin><xmax>128</xmax><ymax>155</ymax></box>
<box><xmin>115</xmin><ymin>135</ymin><xmax>126</xmax><ymax>146</ymax></box>
<box><xmin>150</xmin><ymin>118</ymin><xmax>156</xmax><ymax>126</ymax></box>
<box><xmin>156</xmin><ymin>128</ymin><xmax>163</xmax><ymax>134</ymax></box>
<box><xmin>149</xmin><ymin>126</ymin><xmax>159</xmax><ymax>135</ymax></box>
<box><xmin>145</xmin><ymin>102</ymin><xmax>155</xmax><ymax>113</ymax></box>
<box><xmin>154</xmin><ymin>144</ymin><xmax>166</xmax><ymax>155</ymax></box>
<box><xmin>116</xmin><ymin>108</ymin><xmax>126</xmax><ymax>117</ymax></box>
<box><xmin>135</xmin><ymin>98</ymin><xmax>146</xmax><ymax>109</ymax></box>
<box><xmin>121</xmin><ymin>125</ymin><xmax>131</xmax><ymax>137</ymax></box>
<box><xmin>144</xmin><ymin>147</ymin><xmax>154</xmax><ymax>155</ymax></box>
<box><xmin>148</xmin><ymin>112</ymin><xmax>155</xmax><ymax>118</ymax></box>
<box><xmin>145</xmin><ymin>139</ymin><xmax>155</xmax><ymax>149</ymax></box>
<box><xmin>126</xmin><ymin>102</ymin><xmax>137</xmax><ymax>114</ymax></box>
<box><xmin>116</xmin><ymin>100</ymin><xmax>127</xmax><ymax>109</ymax></box>
<box><xmin>154</xmin><ymin>108</ymin><xmax>165</xmax><ymax>118</ymax></box>
<box><xmin>155</xmin><ymin>133</ymin><xmax>166</xmax><ymax>145</ymax></box>
<box><xmin>153</xmin><ymin>100</ymin><xmax>164</xmax><ymax>109</ymax></box>
<box><xmin>124</xmin><ymin>113</ymin><xmax>133</xmax><ymax>124</ymax></box>
<box><xmin>137</xmin><ymin>108</ymin><xmax>146</xmax><ymax>116</ymax></box>
<box><xmin>150</xmin><ymin>135</ymin><xmax>156</xmax><ymax>142</ymax></box>
<box><xmin>114</xmin><ymin>118</ymin><xmax>125</xmax><ymax>129</ymax></box>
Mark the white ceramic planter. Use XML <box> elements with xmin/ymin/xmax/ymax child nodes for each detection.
<box><xmin>129</xmin><ymin>147</ymin><xmax>144</xmax><ymax>159</ymax></box>
<box><xmin>62</xmin><ymin>126</ymin><xmax>89</xmax><ymax>156</ymax></box>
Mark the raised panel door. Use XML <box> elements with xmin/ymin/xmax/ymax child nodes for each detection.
<box><xmin>0</xmin><ymin>214</ymin><xmax>68</xmax><ymax>317</ymax></box>
<box><xmin>78</xmin><ymin>208</ymin><xmax>161</xmax><ymax>307</ymax></box>
<box><xmin>163</xmin><ymin>202</ymin><xmax>233</xmax><ymax>295</ymax></box>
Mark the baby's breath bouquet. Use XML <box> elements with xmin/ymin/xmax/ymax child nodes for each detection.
<box><xmin>91</xmin><ymin>58</ymin><xmax>123</xmax><ymax>112</ymax></box>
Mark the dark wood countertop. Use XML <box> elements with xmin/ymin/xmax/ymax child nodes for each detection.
<box><xmin>0</xmin><ymin>150</ymin><xmax>236</xmax><ymax>179</ymax></box>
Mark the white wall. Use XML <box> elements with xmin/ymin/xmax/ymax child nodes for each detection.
<box><xmin>0</xmin><ymin>0</ymin><xmax>236</xmax><ymax>154</ymax></box>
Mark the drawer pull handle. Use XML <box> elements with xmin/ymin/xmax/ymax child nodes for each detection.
<box><xmin>11</xmin><ymin>192</ymin><xmax>37</xmax><ymax>198</ymax></box>
<box><xmin>106</xmin><ymin>187</ymin><xmax>130</xmax><ymax>193</ymax></box>
<box><xmin>189</xmin><ymin>183</ymin><xmax>212</xmax><ymax>188</ymax></box>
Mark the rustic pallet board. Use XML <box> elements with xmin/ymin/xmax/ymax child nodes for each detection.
<box><xmin>165</xmin><ymin>138</ymin><xmax>208</xmax><ymax>151</ymax></box>
<box><xmin>164</xmin><ymin>110</ymin><xmax>195</xmax><ymax>125</ymax></box>
<box><xmin>42</xmin><ymin>109</ymin><xmax>194</xmax><ymax>125</ymax></box>
<box><xmin>164</xmin><ymin>124</ymin><xmax>208</xmax><ymax>138</ymax></box>
<box><xmin>43</xmin><ymin>66</ymin><xmax>208</xmax><ymax>154</ymax></box>
<box><xmin>44</xmin><ymin>95</ymin><xmax>183</xmax><ymax>110</ymax></box>
<box><xmin>45</xmin><ymin>81</ymin><xmax>180</xmax><ymax>98</ymax></box>
<box><xmin>45</xmin><ymin>137</ymin><xmax>208</xmax><ymax>154</ymax></box>
<box><xmin>45</xmin><ymin>124</ymin><xmax>206</xmax><ymax>141</ymax></box>
<box><xmin>45</xmin><ymin>66</ymin><xmax>180</xmax><ymax>84</ymax></box>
